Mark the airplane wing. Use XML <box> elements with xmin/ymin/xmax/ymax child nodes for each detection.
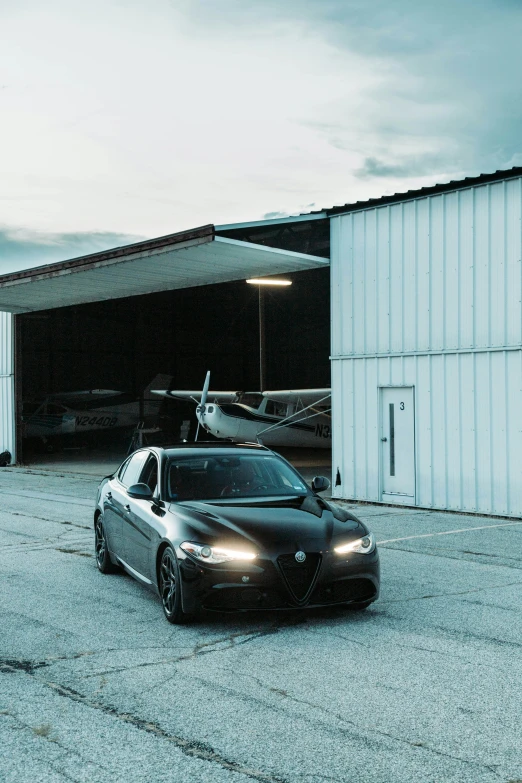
<box><xmin>261</xmin><ymin>388</ymin><xmax>331</xmax><ymax>405</ymax></box>
<box><xmin>151</xmin><ymin>390</ymin><xmax>240</xmax><ymax>402</ymax></box>
<box><xmin>47</xmin><ymin>389</ymin><xmax>122</xmax><ymax>400</ymax></box>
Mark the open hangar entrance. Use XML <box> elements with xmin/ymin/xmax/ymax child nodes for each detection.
<box><xmin>0</xmin><ymin>218</ymin><xmax>331</xmax><ymax>472</ymax></box>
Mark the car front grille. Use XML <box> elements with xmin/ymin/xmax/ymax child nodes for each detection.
<box><xmin>311</xmin><ymin>578</ymin><xmax>377</xmax><ymax>605</ymax></box>
<box><xmin>203</xmin><ymin>587</ymin><xmax>286</xmax><ymax>611</ymax></box>
<box><xmin>277</xmin><ymin>553</ymin><xmax>321</xmax><ymax>601</ymax></box>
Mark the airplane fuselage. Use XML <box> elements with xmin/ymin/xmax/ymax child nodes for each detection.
<box><xmin>197</xmin><ymin>402</ymin><xmax>332</xmax><ymax>448</ymax></box>
<box><xmin>23</xmin><ymin>399</ymin><xmax>160</xmax><ymax>439</ymax></box>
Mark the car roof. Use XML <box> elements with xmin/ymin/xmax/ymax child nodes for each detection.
<box><xmin>161</xmin><ymin>442</ymin><xmax>272</xmax><ymax>458</ymax></box>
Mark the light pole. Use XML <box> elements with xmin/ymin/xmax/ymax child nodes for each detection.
<box><xmin>246</xmin><ymin>277</ymin><xmax>292</xmax><ymax>391</ymax></box>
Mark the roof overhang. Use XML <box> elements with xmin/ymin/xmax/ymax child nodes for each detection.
<box><xmin>0</xmin><ymin>224</ymin><xmax>329</xmax><ymax>314</ymax></box>
<box><xmin>216</xmin><ymin>212</ymin><xmax>327</xmax><ymax>231</ymax></box>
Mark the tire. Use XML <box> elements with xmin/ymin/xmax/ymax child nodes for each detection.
<box><xmin>159</xmin><ymin>546</ymin><xmax>190</xmax><ymax>624</ymax></box>
<box><xmin>94</xmin><ymin>514</ymin><xmax>117</xmax><ymax>574</ymax></box>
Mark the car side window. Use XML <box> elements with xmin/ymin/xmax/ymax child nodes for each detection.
<box><xmin>117</xmin><ymin>457</ymin><xmax>132</xmax><ymax>483</ymax></box>
<box><xmin>140</xmin><ymin>455</ymin><xmax>159</xmax><ymax>495</ymax></box>
<box><xmin>119</xmin><ymin>451</ymin><xmax>149</xmax><ymax>488</ymax></box>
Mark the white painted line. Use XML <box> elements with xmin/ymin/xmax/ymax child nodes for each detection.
<box><xmin>377</xmin><ymin>520</ymin><xmax>522</xmax><ymax>545</ymax></box>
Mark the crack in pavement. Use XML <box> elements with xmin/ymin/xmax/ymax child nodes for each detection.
<box><xmin>378</xmin><ymin>544</ymin><xmax>522</xmax><ymax>570</ymax></box>
<box><xmin>380</xmin><ymin>579</ymin><xmax>522</xmax><ymax>604</ymax></box>
<box><xmin>0</xmin><ymin>489</ymin><xmax>92</xmax><ymax>507</ymax></box>
<box><xmin>0</xmin><ymin>536</ymin><xmax>90</xmax><ymax>554</ymax></box>
<box><xmin>318</xmin><ymin>623</ymin><xmax>521</xmax><ymax>666</ymax></box>
<box><xmin>55</xmin><ymin>548</ymin><xmax>93</xmax><ymax>558</ymax></box>
<box><xmin>79</xmin><ymin>627</ymin><xmax>283</xmax><ymax>681</ymax></box>
<box><xmin>311</xmin><ymin>623</ymin><xmax>520</xmax><ymax>673</ymax></box>
<box><xmin>0</xmin><ymin>660</ymin><xmax>288</xmax><ymax>783</ymax></box>
<box><xmin>0</xmin><ymin>652</ymin><xmax>96</xmax><ymax>673</ymax></box>
<box><xmin>295</xmin><ymin>775</ymin><xmax>346</xmax><ymax>782</ymax></box>
<box><xmin>232</xmin><ymin>673</ymin><xmax>505</xmax><ymax>780</ymax></box>
<box><xmin>1</xmin><ymin>709</ymin><xmax>112</xmax><ymax>780</ymax></box>
<box><xmin>2</xmin><ymin>511</ymin><xmax>91</xmax><ymax>530</ymax></box>
<box><xmin>430</xmin><ymin>625</ymin><xmax>522</xmax><ymax>651</ymax></box>
<box><xmin>0</xmin><ymin>525</ymin><xmax>40</xmax><ymax>539</ymax></box>
<box><xmin>462</xmin><ymin>598</ymin><xmax>520</xmax><ymax>613</ymax></box>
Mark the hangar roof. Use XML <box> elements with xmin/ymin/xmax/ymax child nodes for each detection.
<box><xmin>0</xmin><ymin>224</ymin><xmax>329</xmax><ymax>314</ymax></box>
<box><xmin>321</xmin><ymin>166</ymin><xmax>522</xmax><ymax>217</ymax></box>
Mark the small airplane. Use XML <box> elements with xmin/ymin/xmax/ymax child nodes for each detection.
<box><xmin>152</xmin><ymin>372</ymin><xmax>332</xmax><ymax>448</ymax></box>
<box><xmin>22</xmin><ymin>375</ymin><xmax>172</xmax><ymax>444</ymax></box>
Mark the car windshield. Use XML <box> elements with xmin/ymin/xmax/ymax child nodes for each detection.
<box><xmin>165</xmin><ymin>454</ymin><xmax>309</xmax><ymax>502</ymax></box>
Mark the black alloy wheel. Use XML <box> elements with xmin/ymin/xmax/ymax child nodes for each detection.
<box><xmin>159</xmin><ymin>546</ymin><xmax>189</xmax><ymax>624</ymax></box>
<box><xmin>95</xmin><ymin>515</ymin><xmax>117</xmax><ymax>574</ymax></box>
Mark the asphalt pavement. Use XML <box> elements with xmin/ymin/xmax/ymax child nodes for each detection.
<box><xmin>0</xmin><ymin>467</ymin><xmax>521</xmax><ymax>783</ymax></box>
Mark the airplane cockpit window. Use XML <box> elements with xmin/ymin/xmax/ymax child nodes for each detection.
<box><xmin>265</xmin><ymin>400</ymin><xmax>288</xmax><ymax>417</ymax></box>
<box><xmin>47</xmin><ymin>404</ymin><xmax>68</xmax><ymax>415</ymax></box>
<box><xmin>22</xmin><ymin>402</ymin><xmax>41</xmax><ymax>417</ymax></box>
<box><xmin>237</xmin><ymin>393</ymin><xmax>264</xmax><ymax>408</ymax></box>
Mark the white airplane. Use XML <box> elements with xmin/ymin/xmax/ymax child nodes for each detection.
<box><xmin>152</xmin><ymin>372</ymin><xmax>332</xmax><ymax>448</ymax></box>
<box><xmin>23</xmin><ymin>375</ymin><xmax>172</xmax><ymax>443</ymax></box>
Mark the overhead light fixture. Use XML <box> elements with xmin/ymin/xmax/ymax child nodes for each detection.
<box><xmin>246</xmin><ymin>278</ymin><xmax>292</xmax><ymax>286</ymax></box>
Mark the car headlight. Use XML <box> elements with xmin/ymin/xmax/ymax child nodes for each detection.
<box><xmin>180</xmin><ymin>541</ymin><xmax>257</xmax><ymax>564</ymax></box>
<box><xmin>334</xmin><ymin>532</ymin><xmax>376</xmax><ymax>555</ymax></box>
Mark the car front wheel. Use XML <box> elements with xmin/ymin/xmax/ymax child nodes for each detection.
<box><xmin>95</xmin><ymin>514</ymin><xmax>117</xmax><ymax>573</ymax></box>
<box><xmin>159</xmin><ymin>546</ymin><xmax>190</xmax><ymax>624</ymax></box>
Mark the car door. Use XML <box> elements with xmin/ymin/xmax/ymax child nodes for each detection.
<box><xmin>109</xmin><ymin>450</ymin><xmax>149</xmax><ymax>566</ymax></box>
<box><xmin>120</xmin><ymin>451</ymin><xmax>156</xmax><ymax>579</ymax></box>
<box><xmin>102</xmin><ymin>457</ymin><xmax>133</xmax><ymax>557</ymax></box>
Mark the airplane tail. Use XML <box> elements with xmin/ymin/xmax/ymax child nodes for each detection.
<box><xmin>143</xmin><ymin>374</ymin><xmax>173</xmax><ymax>400</ymax></box>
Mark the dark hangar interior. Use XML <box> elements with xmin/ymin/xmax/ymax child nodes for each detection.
<box><xmin>17</xmin><ymin>218</ymin><xmax>331</xmax><ymax>461</ymax></box>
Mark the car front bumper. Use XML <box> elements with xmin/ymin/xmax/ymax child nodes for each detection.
<box><xmin>176</xmin><ymin>547</ymin><xmax>380</xmax><ymax>614</ymax></box>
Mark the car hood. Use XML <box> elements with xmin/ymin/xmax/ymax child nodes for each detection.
<box><xmin>170</xmin><ymin>496</ymin><xmax>368</xmax><ymax>552</ymax></box>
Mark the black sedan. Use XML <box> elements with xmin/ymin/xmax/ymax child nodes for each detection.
<box><xmin>94</xmin><ymin>443</ymin><xmax>379</xmax><ymax>623</ymax></box>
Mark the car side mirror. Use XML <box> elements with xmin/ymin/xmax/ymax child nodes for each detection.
<box><xmin>127</xmin><ymin>483</ymin><xmax>154</xmax><ymax>500</ymax></box>
<box><xmin>311</xmin><ymin>476</ymin><xmax>330</xmax><ymax>493</ymax></box>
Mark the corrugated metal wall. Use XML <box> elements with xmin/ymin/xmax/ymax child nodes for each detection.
<box><xmin>331</xmin><ymin>352</ymin><xmax>522</xmax><ymax>516</ymax></box>
<box><xmin>331</xmin><ymin>177</ymin><xmax>522</xmax><ymax>517</ymax></box>
<box><xmin>331</xmin><ymin>178</ymin><xmax>522</xmax><ymax>357</ymax></box>
<box><xmin>0</xmin><ymin>311</ymin><xmax>15</xmax><ymax>460</ymax></box>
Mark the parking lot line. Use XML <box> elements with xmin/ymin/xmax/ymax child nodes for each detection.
<box><xmin>377</xmin><ymin>520</ymin><xmax>522</xmax><ymax>545</ymax></box>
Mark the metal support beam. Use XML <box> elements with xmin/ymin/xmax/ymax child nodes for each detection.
<box><xmin>258</xmin><ymin>286</ymin><xmax>266</xmax><ymax>392</ymax></box>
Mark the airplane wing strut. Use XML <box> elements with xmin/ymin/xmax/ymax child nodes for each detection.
<box><xmin>257</xmin><ymin>393</ymin><xmax>331</xmax><ymax>437</ymax></box>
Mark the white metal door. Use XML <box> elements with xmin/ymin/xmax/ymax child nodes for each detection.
<box><xmin>380</xmin><ymin>387</ymin><xmax>415</xmax><ymax>503</ymax></box>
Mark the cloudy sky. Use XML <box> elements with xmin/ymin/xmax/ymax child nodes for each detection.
<box><xmin>1</xmin><ymin>0</ymin><xmax>522</xmax><ymax>271</ymax></box>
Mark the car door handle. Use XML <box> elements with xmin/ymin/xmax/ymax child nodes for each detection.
<box><xmin>381</xmin><ymin>437</ymin><xmax>388</xmax><ymax>442</ymax></box>
<box><xmin>124</xmin><ymin>504</ymin><xmax>131</xmax><ymax>513</ymax></box>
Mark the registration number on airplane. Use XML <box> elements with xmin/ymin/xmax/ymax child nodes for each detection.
<box><xmin>315</xmin><ymin>424</ymin><xmax>331</xmax><ymax>439</ymax></box>
<box><xmin>75</xmin><ymin>416</ymin><xmax>118</xmax><ymax>428</ymax></box>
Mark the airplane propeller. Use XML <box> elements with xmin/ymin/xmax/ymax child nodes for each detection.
<box><xmin>195</xmin><ymin>371</ymin><xmax>211</xmax><ymax>441</ymax></box>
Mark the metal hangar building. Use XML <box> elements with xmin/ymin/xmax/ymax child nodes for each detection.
<box><xmin>0</xmin><ymin>219</ymin><xmax>330</xmax><ymax>462</ymax></box>
<box><xmin>328</xmin><ymin>167</ymin><xmax>522</xmax><ymax>518</ymax></box>
<box><xmin>0</xmin><ymin>166</ymin><xmax>521</xmax><ymax>518</ymax></box>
